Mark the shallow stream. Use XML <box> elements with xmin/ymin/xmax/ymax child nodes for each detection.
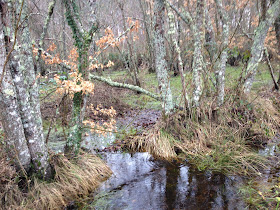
<box><xmin>51</xmin><ymin>110</ymin><xmax>279</xmax><ymax>209</ymax></box>
<box><xmin>88</xmin><ymin>152</ymin><xmax>246</xmax><ymax>210</ymax></box>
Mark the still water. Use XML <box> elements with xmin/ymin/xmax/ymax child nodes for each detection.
<box><xmin>90</xmin><ymin>152</ymin><xmax>246</xmax><ymax>210</ymax></box>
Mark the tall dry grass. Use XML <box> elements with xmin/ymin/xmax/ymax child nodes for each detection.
<box><xmin>0</xmin><ymin>151</ymin><xmax>112</xmax><ymax>210</ymax></box>
<box><xmin>130</xmin><ymin>92</ymin><xmax>280</xmax><ymax>176</ymax></box>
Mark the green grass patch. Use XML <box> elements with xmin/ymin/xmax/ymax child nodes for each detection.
<box><xmin>107</xmin><ymin>63</ymin><xmax>277</xmax><ymax>109</ymax></box>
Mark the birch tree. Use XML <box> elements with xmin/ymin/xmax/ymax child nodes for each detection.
<box><xmin>192</xmin><ymin>0</ymin><xmax>205</xmax><ymax>107</ymax></box>
<box><xmin>166</xmin><ymin>2</ymin><xmax>189</xmax><ymax>109</ymax></box>
<box><xmin>244</xmin><ymin>0</ymin><xmax>280</xmax><ymax>93</ymax></box>
<box><xmin>154</xmin><ymin>0</ymin><xmax>174</xmax><ymax>114</ymax></box>
<box><xmin>0</xmin><ymin>0</ymin><xmax>50</xmax><ymax>177</ymax></box>
<box><xmin>214</xmin><ymin>0</ymin><xmax>229</xmax><ymax>106</ymax></box>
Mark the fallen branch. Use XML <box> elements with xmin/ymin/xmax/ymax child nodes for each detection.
<box><xmin>89</xmin><ymin>74</ymin><xmax>161</xmax><ymax>101</ymax></box>
<box><xmin>36</xmin><ymin>49</ymin><xmax>185</xmax><ymax>110</ymax></box>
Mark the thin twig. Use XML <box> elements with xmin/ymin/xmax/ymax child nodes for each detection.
<box><xmin>264</xmin><ymin>48</ymin><xmax>279</xmax><ymax>90</ymax></box>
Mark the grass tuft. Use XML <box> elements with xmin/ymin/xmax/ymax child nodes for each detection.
<box><xmin>130</xmin><ymin>92</ymin><xmax>280</xmax><ymax>176</ymax></box>
<box><xmin>0</xmin><ymin>150</ymin><xmax>112</xmax><ymax>209</ymax></box>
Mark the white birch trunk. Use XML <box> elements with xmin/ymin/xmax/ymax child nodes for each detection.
<box><xmin>214</xmin><ymin>0</ymin><xmax>229</xmax><ymax>106</ymax></box>
<box><xmin>154</xmin><ymin>0</ymin><xmax>174</xmax><ymax>114</ymax></box>
<box><xmin>192</xmin><ymin>0</ymin><xmax>205</xmax><ymax>107</ymax></box>
<box><xmin>244</xmin><ymin>0</ymin><xmax>280</xmax><ymax>93</ymax></box>
<box><xmin>166</xmin><ymin>3</ymin><xmax>189</xmax><ymax>109</ymax></box>
<box><xmin>0</xmin><ymin>24</ymin><xmax>31</xmax><ymax>170</ymax></box>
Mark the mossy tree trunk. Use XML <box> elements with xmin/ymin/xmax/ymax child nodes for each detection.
<box><xmin>63</xmin><ymin>0</ymin><xmax>97</xmax><ymax>153</ymax></box>
<box><xmin>153</xmin><ymin>0</ymin><xmax>174</xmax><ymax>115</ymax></box>
<box><xmin>0</xmin><ymin>0</ymin><xmax>51</xmax><ymax>178</ymax></box>
<box><xmin>0</xmin><ymin>24</ymin><xmax>31</xmax><ymax>170</ymax></box>
<box><xmin>244</xmin><ymin>0</ymin><xmax>280</xmax><ymax>93</ymax></box>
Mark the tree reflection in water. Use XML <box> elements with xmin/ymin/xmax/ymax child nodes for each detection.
<box><xmin>91</xmin><ymin>152</ymin><xmax>245</xmax><ymax>210</ymax></box>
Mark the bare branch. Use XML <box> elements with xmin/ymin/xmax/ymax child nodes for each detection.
<box><xmin>89</xmin><ymin>74</ymin><xmax>161</xmax><ymax>101</ymax></box>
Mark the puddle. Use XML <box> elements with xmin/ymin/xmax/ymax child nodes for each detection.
<box><xmin>82</xmin><ymin>132</ymin><xmax>116</xmax><ymax>152</ymax></box>
<box><xmin>89</xmin><ymin>152</ymin><xmax>246</xmax><ymax>210</ymax></box>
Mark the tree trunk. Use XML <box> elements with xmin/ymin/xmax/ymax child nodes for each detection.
<box><xmin>63</xmin><ymin>0</ymin><xmax>98</xmax><ymax>153</ymax></box>
<box><xmin>36</xmin><ymin>0</ymin><xmax>56</xmax><ymax>76</ymax></box>
<box><xmin>272</xmin><ymin>0</ymin><xmax>280</xmax><ymax>84</ymax></box>
<box><xmin>244</xmin><ymin>0</ymin><xmax>280</xmax><ymax>93</ymax></box>
<box><xmin>139</xmin><ymin>0</ymin><xmax>155</xmax><ymax>73</ymax></box>
<box><xmin>192</xmin><ymin>0</ymin><xmax>205</xmax><ymax>107</ymax></box>
<box><xmin>214</xmin><ymin>0</ymin><xmax>229</xmax><ymax>106</ymax></box>
<box><xmin>261</xmin><ymin>0</ymin><xmax>267</xmax><ymax>21</ymax></box>
<box><xmin>205</xmin><ymin>6</ymin><xmax>217</xmax><ymax>62</ymax></box>
<box><xmin>0</xmin><ymin>26</ymin><xmax>31</xmax><ymax>170</ymax></box>
<box><xmin>154</xmin><ymin>0</ymin><xmax>174</xmax><ymax>114</ymax></box>
<box><xmin>275</xmin><ymin>15</ymin><xmax>280</xmax><ymax>55</ymax></box>
<box><xmin>118</xmin><ymin>1</ymin><xmax>141</xmax><ymax>87</ymax></box>
<box><xmin>166</xmin><ymin>2</ymin><xmax>189</xmax><ymax>109</ymax></box>
<box><xmin>0</xmin><ymin>0</ymin><xmax>50</xmax><ymax>177</ymax></box>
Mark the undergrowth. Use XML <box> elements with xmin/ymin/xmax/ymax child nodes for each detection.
<box><xmin>130</xmin><ymin>92</ymin><xmax>280</xmax><ymax>176</ymax></box>
<box><xmin>0</xmin><ymin>150</ymin><xmax>112</xmax><ymax>209</ymax></box>
<box><xmin>239</xmin><ymin>178</ymin><xmax>280</xmax><ymax>209</ymax></box>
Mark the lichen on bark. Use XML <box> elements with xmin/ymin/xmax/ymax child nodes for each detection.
<box><xmin>192</xmin><ymin>0</ymin><xmax>205</xmax><ymax>107</ymax></box>
<box><xmin>244</xmin><ymin>0</ymin><xmax>280</xmax><ymax>93</ymax></box>
<box><xmin>153</xmin><ymin>0</ymin><xmax>174</xmax><ymax>114</ymax></box>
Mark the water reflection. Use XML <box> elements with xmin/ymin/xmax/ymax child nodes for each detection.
<box><xmin>82</xmin><ymin>132</ymin><xmax>116</xmax><ymax>152</ymax></box>
<box><xmin>91</xmin><ymin>152</ymin><xmax>245</xmax><ymax>210</ymax></box>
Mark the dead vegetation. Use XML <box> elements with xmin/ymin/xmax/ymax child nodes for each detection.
<box><xmin>0</xmin><ymin>147</ymin><xmax>24</xmax><ymax>209</ymax></box>
<box><xmin>0</xmin><ymin>150</ymin><xmax>111</xmax><ymax>210</ymax></box>
<box><xmin>130</xmin><ymin>92</ymin><xmax>280</xmax><ymax>176</ymax></box>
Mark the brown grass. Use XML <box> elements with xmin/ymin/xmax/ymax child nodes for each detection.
<box><xmin>0</xmin><ymin>151</ymin><xmax>112</xmax><ymax>210</ymax></box>
<box><xmin>131</xmin><ymin>122</ymin><xmax>177</xmax><ymax>160</ymax></box>
<box><xmin>130</xmin><ymin>92</ymin><xmax>279</xmax><ymax>176</ymax></box>
<box><xmin>0</xmin><ymin>147</ymin><xmax>24</xmax><ymax>210</ymax></box>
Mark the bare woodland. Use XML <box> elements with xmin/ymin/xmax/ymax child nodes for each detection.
<box><xmin>0</xmin><ymin>0</ymin><xmax>280</xmax><ymax>209</ymax></box>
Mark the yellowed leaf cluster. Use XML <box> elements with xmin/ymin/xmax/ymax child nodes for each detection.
<box><xmin>265</xmin><ymin>27</ymin><xmax>280</xmax><ymax>59</ymax></box>
<box><xmin>54</xmin><ymin>72</ymin><xmax>94</xmax><ymax>96</ymax></box>
<box><xmin>89</xmin><ymin>60</ymin><xmax>115</xmax><ymax>70</ymax></box>
<box><xmin>96</xmin><ymin>27</ymin><xmax>124</xmax><ymax>49</ymax></box>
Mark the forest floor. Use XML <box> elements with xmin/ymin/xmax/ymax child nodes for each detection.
<box><xmin>1</xmin><ymin>63</ymin><xmax>280</xmax><ymax>209</ymax></box>
<box><xmin>86</xmin><ymin>63</ymin><xmax>280</xmax><ymax>209</ymax></box>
